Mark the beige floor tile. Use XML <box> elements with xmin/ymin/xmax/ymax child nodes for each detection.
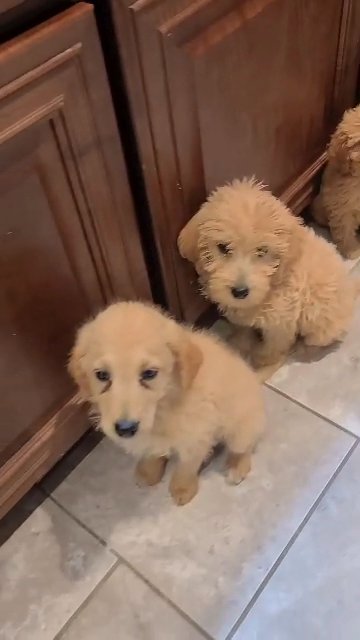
<box><xmin>46</xmin><ymin>389</ymin><xmax>353</xmax><ymax>639</ymax></box>
<box><xmin>234</xmin><ymin>443</ymin><xmax>360</xmax><ymax>640</ymax></box>
<box><xmin>0</xmin><ymin>492</ymin><xmax>115</xmax><ymax>640</ymax></box>
<box><xmin>269</xmin><ymin>264</ymin><xmax>360</xmax><ymax>435</ymax></box>
<box><xmin>61</xmin><ymin>563</ymin><xmax>205</xmax><ymax>640</ymax></box>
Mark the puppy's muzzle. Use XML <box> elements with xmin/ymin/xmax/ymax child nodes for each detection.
<box><xmin>114</xmin><ymin>419</ymin><xmax>139</xmax><ymax>438</ymax></box>
<box><xmin>231</xmin><ymin>286</ymin><xmax>249</xmax><ymax>299</ymax></box>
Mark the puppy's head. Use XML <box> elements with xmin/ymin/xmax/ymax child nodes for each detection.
<box><xmin>68</xmin><ymin>302</ymin><xmax>202</xmax><ymax>445</ymax></box>
<box><xmin>178</xmin><ymin>179</ymin><xmax>301</xmax><ymax>313</ymax></box>
<box><xmin>328</xmin><ymin>106</ymin><xmax>360</xmax><ymax>175</ymax></box>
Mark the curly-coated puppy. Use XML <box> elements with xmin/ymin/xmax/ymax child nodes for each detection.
<box><xmin>312</xmin><ymin>105</ymin><xmax>360</xmax><ymax>259</ymax></box>
<box><xmin>178</xmin><ymin>178</ymin><xmax>358</xmax><ymax>370</ymax></box>
<box><xmin>68</xmin><ymin>301</ymin><xmax>264</xmax><ymax>506</ymax></box>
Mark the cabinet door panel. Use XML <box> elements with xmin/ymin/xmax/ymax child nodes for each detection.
<box><xmin>113</xmin><ymin>0</ymin><xmax>360</xmax><ymax>320</ymax></box>
<box><xmin>0</xmin><ymin>4</ymin><xmax>150</xmax><ymax>517</ymax></box>
<box><xmin>0</xmin><ymin>124</ymin><xmax>99</xmax><ymax>465</ymax></box>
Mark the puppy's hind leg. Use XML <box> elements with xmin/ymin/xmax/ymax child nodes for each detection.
<box><xmin>302</xmin><ymin>312</ymin><xmax>349</xmax><ymax>348</ymax></box>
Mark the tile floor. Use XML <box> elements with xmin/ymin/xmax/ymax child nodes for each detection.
<box><xmin>1</xmin><ymin>260</ymin><xmax>360</xmax><ymax>640</ymax></box>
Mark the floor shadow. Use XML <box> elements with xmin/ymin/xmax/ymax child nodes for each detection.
<box><xmin>292</xmin><ymin>339</ymin><xmax>341</xmax><ymax>364</ymax></box>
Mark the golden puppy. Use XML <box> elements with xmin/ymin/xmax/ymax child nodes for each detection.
<box><xmin>312</xmin><ymin>105</ymin><xmax>360</xmax><ymax>259</ymax></box>
<box><xmin>69</xmin><ymin>302</ymin><xmax>264</xmax><ymax>506</ymax></box>
<box><xmin>178</xmin><ymin>178</ymin><xmax>358</xmax><ymax>370</ymax></box>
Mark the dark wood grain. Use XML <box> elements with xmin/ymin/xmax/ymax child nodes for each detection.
<box><xmin>110</xmin><ymin>0</ymin><xmax>360</xmax><ymax>321</ymax></box>
<box><xmin>0</xmin><ymin>3</ymin><xmax>151</xmax><ymax>517</ymax></box>
<box><xmin>0</xmin><ymin>0</ymin><xmax>27</xmax><ymax>10</ymax></box>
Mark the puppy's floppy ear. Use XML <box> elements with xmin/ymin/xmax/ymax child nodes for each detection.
<box><xmin>270</xmin><ymin>207</ymin><xmax>304</xmax><ymax>279</ymax></box>
<box><xmin>68</xmin><ymin>323</ymin><xmax>92</xmax><ymax>399</ymax></box>
<box><xmin>177</xmin><ymin>209</ymin><xmax>207</xmax><ymax>266</ymax></box>
<box><xmin>168</xmin><ymin>328</ymin><xmax>203</xmax><ymax>390</ymax></box>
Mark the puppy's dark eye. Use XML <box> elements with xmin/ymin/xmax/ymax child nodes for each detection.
<box><xmin>217</xmin><ymin>243</ymin><xmax>231</xmax><ymax>255</ymax></box>
<box><xmin>256</xmin><ymin>246</ymin><xmax>268</xmax><ymax>257</ymax></box>
<box><xmin>95</xmin><ymin>369</ymin><xmax>110</xmax><ymax>382</ymax></box>
<box><xmin>140</xmin><ymin>369</ymin><xmax>158</xmax><ymax>382</ymax></box>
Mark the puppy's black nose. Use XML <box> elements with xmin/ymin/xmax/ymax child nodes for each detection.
<box><xmin>114</xmin><ymin>419</ymin><xmax>139</xmax><ymax>438</ymax></box>
<box><xmin>231</xmin><ymin>286</ymin><xmax>249</xmax><ymax>299</ymax></box>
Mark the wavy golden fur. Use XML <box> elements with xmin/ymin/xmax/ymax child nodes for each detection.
<box><xmin>178</xmin><ymin>178</ymin><xmax>358</xmax><ymax>370</ymax></box>
<box><xmin>312</xmin><ymin>105</ymin><xmax>360</xmax><ymax>258</ymax></box>
<box><xmin>69</xmin><ymin>302</ymin><xmax>264</xmax><ymax>505</ymax></box>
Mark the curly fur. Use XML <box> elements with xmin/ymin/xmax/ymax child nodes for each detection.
<box><xmin>312</xmin><ymin>105</ymin><xmax>360</xmax><ymax>258</ymax></box>
<box><xmin>178</xmin><ymin>178</ymin><xmax>358</xmax><ymax>370</ymax></box>
<box><xmin>68</xmin><ymin>301</ymin><xmax>264</xmax><ymax>506</ymax></box>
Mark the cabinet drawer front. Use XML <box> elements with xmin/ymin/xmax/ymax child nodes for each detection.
<box><xmin>0</xmin><ymin>4</ymin><xmax>150</xmax><ymax>516</ymax></box>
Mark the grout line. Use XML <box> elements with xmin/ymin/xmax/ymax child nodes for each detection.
<box><xmin>48</xmin><ymin>493</ymin><xmax>115</xmax><ymax>549</ymax></box>
<box><xmin>48</xmin><ymin>494</ymin><xmax>213</xmax><ymax>640</ymax></box>
<box><xmin>109</xmin><ymin>553</ymin><xmax>214</xmax><ymax>640</ymax></box>
<box><xmin>265</xmin><ymin>383</ymin><xmax>360</xmax><ymax>440</ymax></box>
<box><xmin>225</xmin><ymin>437</ymin><xmax>359</xmax><ymax>640</ymax></box>
<box><xmin>46</xmin><ymin>371</ymin><xmax>359</xmax><ymax>640</ymax></box>
<box><xmin>54</xmin><ymin>560</ymin><xmax>121</xmax><ymax>639</ymax></box>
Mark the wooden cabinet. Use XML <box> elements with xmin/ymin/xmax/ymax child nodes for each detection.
<box><xmin>2</xmin><ymin>0</ymin><xmax>360</xmax><ymax>517</ymax></box>
<box><xmin>109</xmin><ymin>0</ymin><xmax>360</xmax><ymax>321</ymax></box>
<box><xmin>0</xmin><ymin>3</ymin><xmax>151</xmax><ymax>517</ymax></box>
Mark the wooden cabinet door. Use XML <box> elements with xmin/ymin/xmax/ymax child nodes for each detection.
<box><xmin>110</xmin><ymin>0</ymin><xmax>360</xmax><ymax>321</ymax></box>
<box><xmin>0</xmin><ymin>3</ymin><xmax>151</xmax><ymax>517</ymax></box>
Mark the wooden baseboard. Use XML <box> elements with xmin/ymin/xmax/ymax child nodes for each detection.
<box><xmin>0</xmin><ymin>395</ymin><xmax>89</xmax><ymax>520</ymax></box>
<box><xmin>281</xmin><ymin>152</ymin><xmax>327</xmax><ymax>213</ymax></box>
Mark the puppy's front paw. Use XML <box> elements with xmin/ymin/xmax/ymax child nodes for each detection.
<box><xmin>135</xmin><ymin>456</ymin><xmax>167</xmax><ymax>487</ymax></box>
<box><xmin>251</xmin><ymin>349</ymin><xmax>283</xmax><ymax>369</ymax></box>
<box><xmin>226</xmin><ymin>468</ymin><xmax>247</xmax><ymax>485</ymax></box>
<box><xmin>169</xmin><ymin>475</ymin><xmax>199</xmax><ymax>506</ymax></box>
<box><xmin>254</xmin><ymin>359</ymin><xmax>286</xmax><ymax>383</ymax></box>
<box><xmin>225</xmin><ymin>452</ymin><xmax>251</xmax><ymax>485</ymax></box>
